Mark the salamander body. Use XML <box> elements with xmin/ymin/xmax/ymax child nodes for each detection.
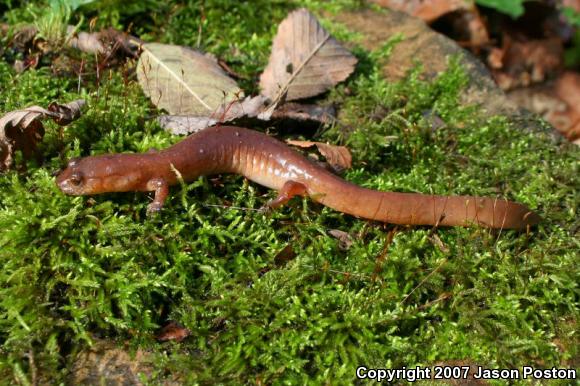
<box><xmin>56</xmin><ymin>126</ymin><xmax>540</xmax><ymax>229</ymax></box>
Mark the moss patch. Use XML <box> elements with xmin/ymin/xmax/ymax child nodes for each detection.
<box><xmin>0</xmin><ymin>1</ymin><xmax>578</xmax><ymax>384</ymax></box>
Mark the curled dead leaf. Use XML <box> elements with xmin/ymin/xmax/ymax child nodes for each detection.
<box><xmin>156</xmin><ymin>321</ymin><xmax>191</xmax><ymax>343</ymax></box>
<box><xmin>287</xmin><ymin>139</ymin><xmax>352</xmax><ymax>172</ymax></box>
<box><xmin>506</xmin><ymin>72</ymin><xmax>580</xmax><ymax>144</ymax></box>
<box><xmin>328</xmin><ymin>229</ymin><xmax>353</xmax><ymax>250</ymax></box>
<box><xmin>158</xmin><ymin>115</ymin><xmax>218</xmax><ymax>135</ymax></box>
<box><xmin>491</xmin><ymin>35</ymin><xmax>563</xmax><ymax>90</ymax></box>
<box><xmin>0</xmin><ymin>100</ymin><xmax>85</xmax><ymax>171</ymax></box>
<box><xmin>274</xmin><ymin>245</ymin><xmax>296</xmax><ymax>267</ymax></box>
<box><xmin>428</xmin><ymin>233</ymin><xmax>449</xmax><ymax>253</ymax></box>
<box><xmin>270</xmin><ymin>102</ymin><xmax>335</xmax><ymax>125</ymax></box>
<box><xmin>157</xmin><ymin>95</ymin><xmax>267</xmax><ymax>135</ymax></box>
<box><xmin>11</xmin><ymin>25</ymin><xmax>38</xmax><ymax>51</ymax></box>
<box><xmin>67</xmin><ymin>26</ymin><xmax>106</xmax><ymax>55</ymax></box>
<box><xmin>46</xmin><ymin>99</ymin><xmax>85</xmax><ymax>125</ymax></box>
<box><xmin>67</xmin><ymin>26</ymin><xmax>142</xmax><ymax>57</ymax></box>
<box><xmin>548</xmin><ymin>71</ymin><xmax>580</xmax><ymax>142</ymax></box>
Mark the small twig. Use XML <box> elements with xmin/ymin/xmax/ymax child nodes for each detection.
<box><xmin>493</xmin><ymin>196</ymin><xmax>510</xmax><ymax>245</ymax></box>
<box><xmin>400</xmin><ymin>258</ymin><xmax>447</xmax><ymax>305</ymax></box>
<box><xmin>27</xmin><ymin>349</ymin><xmax>37</xmax><ymax>386</ymax></box>
<box><xmin>417</xmin><ymin>292</ymin><xmax>452</xmax><ymax>310</ymax></box>
<box><xmin>371</xmin><ymin>227</ymin><xmax>397</xmax><ymax>281</ymax></box>
<box><xmin>77</xmin><ymin>58</ymin><xmax>84</xmax><ymax>94</ymax></box>
<box><xmin>302</xmin><ymin>264</ymin><xmax>371</xmax><ymax>281</ymax></box>
<box><xmin>169</xmin><ymin>163</ymin><xmax>184</xmax><ymax>184</ymax></box>
<box><xmin>196</xmin><ymin>1</ymin><xmax>206</xmax><ymax>48</ymax></box>
<box><xmin>202</xmin><ymin>203</ymin><xmax>262</xmax><ymax>212</ymax></box>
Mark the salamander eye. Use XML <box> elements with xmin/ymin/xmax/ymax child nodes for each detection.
<box><xmin>69</xmin><ymin>173</ymin><xmax>83</xmax><ymax>186</ymax></box>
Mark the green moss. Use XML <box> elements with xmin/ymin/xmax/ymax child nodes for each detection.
<box><xmin>1</xmin><ymin>1</ymin><xmax>578</xmax><ymax>384</ymax></box>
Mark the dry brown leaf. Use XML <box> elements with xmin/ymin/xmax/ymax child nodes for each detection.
<box><xmin>548</xmin><ymin>71</ymin><xmax>580</xmax><ymax>142</ymax></box>
<box><xmin>450</xmin><ymin>7</ymin><xmax>489</xmax><ymax>50</ymax></box>
<box><xmin>428</xmin><ymin>233</ymin><xmax>449</xmax><ymax>253</ymax></box>
<box><xmin>13</xmin><ymin>56</ymin><xmax>40</xmax><ymax>73</ymax></box>
<box><xmin>274</xmin><ymin>245</ymin><xmax>297</xmax><ymax>267</ymax></box>
<box><xmin>66</xmin><ymin>26</ymin><xmax>106</xmax><ymax>55</ymax></box>
<box><xmin>372</xmin><ymin>0</ymin><xmax>468</xmax><ymax>23</ymax></box>
<box><xmin>270</xmin><ymin>102</ymin><xmax>335</xmax><ymax>125</ymax></box>
<box><xmin>159</xmin><ymin>100</ymin><xmax>334</xmax><ymax>134</ymax></box>
<box><xmin>328</xmin><ymin>229</ymin><xmax>353</xmax><ymax>250</ymax></box>
<box><xmin>259</xmin><ymin>8</ymin><xmax>357</xmax><ymax>116</ymax></box>
<box><xmin>505</xmin><ymin>81</ymin><xmax>580</xmax><ymax>143</ymax></box>
<box><xmin>158</xmin><ymin>95</ymin><xmax>267</xmax><ymax>135</ymax></box>
<box><xmin>0</xmin><ymin>100</ymin><xmax>85</xmax><ymax>171</ymax></box>
<box><xmin>45</xmin><ymin>99</ymin><xmax>85</xmax><ymax>125</ymax></box>
<box><xmin>11</xmin><ymin>25</ymin><xmax>38</xmax><ymax>51</ymax></box>
<box><xmin>100</xmin><ymin>28</ymin><xmax>142</xmax><ymax>58</ymax></box>
<box><xmin>7</xmin><ymin>24</ymin><xmax>140</xmax><ymax>75</ymax></box>
<box><xmin>137</xmin><ymin>43</ymin><xmax>243</xmax><ymax>116</ymax></box>
<box><xmin>139</xmin><ymin>43</ymin><xmax>268</xmax><ymax>134</ymax></box>
<box><xmin>491</xmin><ymin>35</ymin><xmax>563</xmax><ymax>90</ymax></box>
<box><xmin>156</xmin><ymin>321</ymin><xmax>191</xmax><ymax>342</ymax></box>
<box><xmin>67</xmin><ymin>26</ymin><xmax>142</xmax><ymax>57</ymax></box>
<box><xmin>158</xmin><ymin>115</ymin><xmax>218</xmax><ymax>135</ymax></box>
<box><xmin>287</xmin><ymin>139</ymin><xmax>352</xmax><ymax>172</ymax></box>
<box><xmin>487</xmin><ymin>47</ymin><xmax>504</xmax><ymax>69</ymax></box>
<box><xmin>562</xmin><ymin>0</ymin><xmax>580</xmax><ymax>13</ymax></box>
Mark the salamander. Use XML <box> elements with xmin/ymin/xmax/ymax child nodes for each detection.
<box><xmin>56</xmin><ymin>125</ymin><xmax>540</xmax><ymax>229</ymax></box>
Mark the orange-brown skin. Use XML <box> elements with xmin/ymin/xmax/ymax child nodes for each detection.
<box><xmin>57</xmin><ymin>126</ymin><xmax>540</xmax><ymax>229</ymax></box>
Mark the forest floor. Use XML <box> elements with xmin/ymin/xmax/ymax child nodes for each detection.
<box><xmin>0</xmin><ymin>1</ymin><xmax>578</xmax><ymax>385</ymax></box>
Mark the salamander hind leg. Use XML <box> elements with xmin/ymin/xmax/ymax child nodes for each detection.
<box><xmin>261</xmin><ymin>180</ymin><xmax>308</xmax><ymax>212</ymax></box>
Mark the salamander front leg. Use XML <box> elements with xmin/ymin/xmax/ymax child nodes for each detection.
<box><xmin>262</xmin><ymin>180</ymin><xmax>308</xmax><ymax>211</ymax></box>
<box><xmin>146</xmin><ymin>178</ymin><xmax>169</xmax><ymax>215</ymax></box>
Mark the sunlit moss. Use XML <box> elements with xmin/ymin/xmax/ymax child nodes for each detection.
<box><xmin>0</xmin><ymin>0</ymin><xmax>578</xmax><ymax>384</ymax></box>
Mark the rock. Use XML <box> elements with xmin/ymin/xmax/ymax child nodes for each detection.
<box><xmin>329</xmin><ymin>7</ymin><xmax>561</xmax><ymax>139</ymax></box>
<box><xmin>69</xmin><ymin>339</ymin><xmax>181</xmax><ymax>386</ymax></box>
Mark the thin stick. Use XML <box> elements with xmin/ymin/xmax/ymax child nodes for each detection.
<box><xmin>417</xmin><ymin>292</ymin><xmax>452</xmax><ymax>310</ymax></box>
<box><xmin>400</xmin><ymin>259</ymin><xmax>447</xmax><ymax>305</ymax></box>
<box><xmin>202</xmin><ymin>204</ymin><xmax>262</xmax><ymax>212</ymax></box>
<box><xmin>302</xmin><ymin>264</ymin><xmax>371</xmax><ymax>281</ymax></box>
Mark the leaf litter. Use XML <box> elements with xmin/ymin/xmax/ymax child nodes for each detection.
<box><xmin>137</xmin><ymin>8</ymin><xmax>357</xmax><ymax>135</ymax></box>
<box><xmin>286</xmin><ymin>139</ymin><xmax>352</xmax><ymax>172</ymax></box>
<box><xmin>6</xmin><ymin>23</ymin><xmax>141</xmax><ymax>74</ymax></box>
<box><xmin>373</xmin><ymin>0</ymin><xmax>580</xmax><ymax>145</ymax></box>
<box><xmin>0</xmin><ymin>100</ymin><xmax>85</xmax><ymax>171</ymax></box>
<box><xmin>258</xmin><ymin>8</ymin><xmax>357</xmax><ymax>118</ymax></box>
<box><xmin>137</xmin><ymin>43</ymin><xmax>245</xmax><ymax>117</ymax></box>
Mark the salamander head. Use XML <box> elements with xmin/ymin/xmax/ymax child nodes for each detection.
<box><xmin>56</xmin><ymin>155</ymin><xmax>144</xmax><ymax>195</ymax></box>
